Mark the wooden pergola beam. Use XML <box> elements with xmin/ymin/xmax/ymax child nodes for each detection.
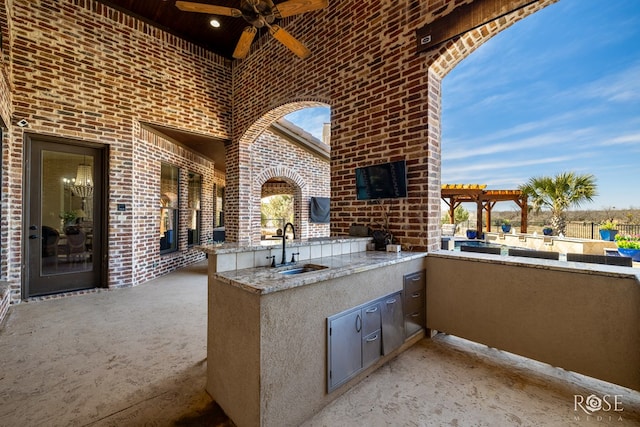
<box><xmin>441</xmin><ymin>184</ymin><xmax>529</xmax><ymax>235</ymax></box>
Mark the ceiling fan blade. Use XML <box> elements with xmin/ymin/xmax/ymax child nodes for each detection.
<box><xmin>175</xmin><ymin>1</ymin><xmax>242</xmax><ymax>17</ymax></box>
<box><xmin>274</xmin><ymin>0</ymin><xmax>328</xmax><ymax>18</ymax></box>
<box><xmin>233</xmin><ymin>27</ymin><xmax>257</xmax><ymax>59</ymax></box>
<box><xmin>269</xmin><ymin>25</ymin><xmax>310</xmax><ymax>59</ymax></box>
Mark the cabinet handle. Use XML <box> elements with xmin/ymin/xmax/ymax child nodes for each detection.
<box><xmin>386</xmin><ymin>298</ymin><xmax>397</xmax><ymax>304</ymax></box>
<box><xmin>411</xmin><ymin>292</ymin><xmax>421</xmax><ymax>298</ymax></box>
<box><xmin>366</xmin><ymin>334</ymin><xmax>379</xmax><ymax>342</ymax></box>
<box><xmin>355</xmin><ymin>314</ymin><xmax>362</xmax><ymax>332</ymax></box>
<box><xmin>412</xmin><ymin>277</ymin><xmax>421</xmax><ymax>282</ymax></box>
<box><xmin>410</xmin><ymin>312</ymin><xmax>420</xmax><ymax>318</ymax></box>
<box><xmin>365</xmin><ymin>306</ymin><xmax>378</xmax><ymax>314</ymax></box>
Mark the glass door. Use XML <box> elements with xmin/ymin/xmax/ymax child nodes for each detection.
<box><xmin>25</xmin><ymin>138</ymin><xmax>104</xmax><ymax>297</ymax></box>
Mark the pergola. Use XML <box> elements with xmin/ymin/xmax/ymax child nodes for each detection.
<box><xmin>441</xmin><ymin>184</ymin><xmax>528</xmax><ymax>234</ymax></box>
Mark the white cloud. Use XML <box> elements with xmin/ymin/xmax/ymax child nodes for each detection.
<box><xmin>599</xmin><ymin>132</ymin><xmax>640</xmax><ymax>146</ymax></box>
<box><xmin>574</xmin><ymin>62</ymin><xmax>640</xmax><ymax>103</ymax></box>
<box><xmin>443</xmin><ymin>128</ymin><xmax>596</xmax><ymax>161</ymax></box>
<box><xmin>446</xmin><ymin>155</ymin><xmax>581</xmax><ymax>175</ymax></box>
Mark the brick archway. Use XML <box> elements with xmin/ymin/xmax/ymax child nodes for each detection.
<box><xmin>253</xmin><ymin>167</ymin><xmax>307</xmax><ymax>244</ymax></box>
<box><xmin>420</xmin><ymin>0</ymin><xmax>558</xmax><ymax>250</ymax></box>
<box><xmin>227</xmin><ymin>99</ymin><xmax>330</xmax><ymax>244</ymax></box>
<box><xmin>225</xmin><ymin>0</ymin><xmax>559</xmax><ymax>249</ymax></box>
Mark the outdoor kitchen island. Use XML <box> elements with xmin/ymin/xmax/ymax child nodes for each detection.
<box><xmin>200</xmin><ymin>239</ymin><xmax>428</xmax><ymax>427</ymax></box>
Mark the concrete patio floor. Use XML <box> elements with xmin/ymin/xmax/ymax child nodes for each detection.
<box><xmin>1</xmin><ymin>260</ymin><xmax>639</xmax><ymax>426</ymax></box>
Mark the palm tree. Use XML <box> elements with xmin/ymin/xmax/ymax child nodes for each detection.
<box><xmin>519</xmin><ymin>172</ymin><xmax>597</xmax><ymax>235</ymax></box>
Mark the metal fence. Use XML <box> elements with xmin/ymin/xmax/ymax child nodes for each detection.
<box><xmin>564</xmin><ymin>223</ymin><xmax>640</xmax><ymax>239</ymax></box>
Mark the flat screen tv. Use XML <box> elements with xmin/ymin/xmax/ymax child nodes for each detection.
<box><xmin>355</xmin><ymin>160</ymin><xmax>408</xmax><ymax>200</ymax></box>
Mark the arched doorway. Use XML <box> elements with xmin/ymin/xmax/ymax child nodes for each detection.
<box><xmin>230</xmin><ymin>100</ymin><xmax>331</xmax><ymax>245</ymax></box>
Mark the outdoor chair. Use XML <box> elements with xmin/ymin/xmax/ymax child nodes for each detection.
<box><xmin>507</xmin><ymin>248</ymin><xmax>559</xmax><ymax>260</ymax></box>
<box><xmin>567</xmin><ymin>253</ymin><xmax>632</xmax><ymax>267</ymax></box>
<box><xmin>460</xmin><ymin>245</ymin><xmax>501</xmax><ymax>255</ymax></box>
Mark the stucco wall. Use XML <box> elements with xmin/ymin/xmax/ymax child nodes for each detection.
<box><xmin>208</xmin><ymin>257</ymin><xmax>427</xmax><ymax>427</ymax></box>
<box><xmin>426</xmin><ymin>253</ymin><xmax>640</xmax><ymax>390</ymax></box>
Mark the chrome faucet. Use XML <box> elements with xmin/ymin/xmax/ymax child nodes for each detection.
<box><xmin>281</xmin><ymin>222</ymin><xmax>296</xmax><ymax>265</ymax></box>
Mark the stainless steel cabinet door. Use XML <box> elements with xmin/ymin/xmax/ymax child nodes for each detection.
<box><xmin>328</xmin><ymin>309</ymin><xmax>362</xmax><ymax>391</ymax></box>
<box><xmin>381</xmin><ymin>292</ymin><xmax>404</xmax><ymax>354</ymax></box>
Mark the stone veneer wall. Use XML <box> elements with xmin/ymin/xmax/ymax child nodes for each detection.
<box><xmin>1</xmin><ymin>0</ymin><xmax>233</xmax><ymax>301</ymax></box>
<box><xmin>226</xmin><ymin>0</ymin><xmax>557</xmax><ymax>250</ymax></box>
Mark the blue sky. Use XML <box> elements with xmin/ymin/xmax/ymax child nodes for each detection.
<box><xmin>286</xmin><ymin>0</ymin><xmax>640</xmax><ymax>210</ymax></box>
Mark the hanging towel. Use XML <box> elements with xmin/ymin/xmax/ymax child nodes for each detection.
<box><xmin>309</xmin><ymin>197</ymin><xmax>330</xmax><ymax>223</ymax></box>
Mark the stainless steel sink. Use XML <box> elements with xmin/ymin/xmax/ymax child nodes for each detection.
<box><xmin>278</xmin><ymin>264</ymin><xmax>328</xmax><ymax>275</ymax></box>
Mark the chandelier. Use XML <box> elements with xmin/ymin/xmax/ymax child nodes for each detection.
<box><xmin>71</xmin><ymin>164</ymin><xmax>93</xmax><ymax>199</ymax></box>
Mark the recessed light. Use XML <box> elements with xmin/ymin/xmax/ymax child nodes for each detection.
<box><xmin>210</xmin><ymin>19</ymin><xmax>221</xmax><ymax>28</ymax></box>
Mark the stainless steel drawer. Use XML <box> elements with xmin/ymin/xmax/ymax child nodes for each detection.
<box><xmin>405</xmin><ymin>311</ymin><xmax>424</xmax><ymax>337</ymax></box>
<box><xmin>404</xmin><ymin>270</ymin><xmax>424</xmax><ymax>294</ymax></box>
<box><xmin>362</xmin><ymin>329</ymin><xmax>381</xmax><ymax>368</ymax></box>
<box><xmin>362</xmin><ymin>302</ymin><xmax>381</xmax><ymax>336</ymax></box>
<box><xmin>404</xmin><ymin>288</ymin><xmax>424</xmax><ymax>314</ymax></box>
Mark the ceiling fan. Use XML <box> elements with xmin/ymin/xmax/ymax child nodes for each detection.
<box><xmin>175</xmin><ymin>0</ymin><xmax>328</xmax><ymax>59</ymax></box>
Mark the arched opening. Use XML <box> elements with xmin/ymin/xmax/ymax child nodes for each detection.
<box><xmin>261</xmin><ymin>179</ymin><xmax>296</xmax><ymax>241</ymax></box>
<box><xmin>425</xmin><ymin>0</ymin><xmax>558</xmax><ymax>247</ymax></box>
<box><xmin>230</xmin><ymin>101</ymin><xmax>331</xmax><ymax>244</ymax></box>
<box><xmin>437</xmin><ymin>0</ymin><xmax>639</xmax><ymax>241</ymax></box>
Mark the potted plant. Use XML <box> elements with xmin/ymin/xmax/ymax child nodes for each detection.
<box><xmin>614</xmin><ymin>234</ymin><xmax>640</xmax><ymax>261</ymax></box>
<box><xmin>599</xmin><ymin>220</ymin><xmax>618</xmax><ymax>241</ymax></box>
<box><xmin>501</xmin><ymin>219</ymin><xmax>511</xmax><ymax>233</ymax></box>
<box><xmin>60</xmin><ymin>211</ymin><xmax>78</xmax><ymax>227</ymax></box>
<box><xmin>542</xmin><ymin>226</ymin><xmax>553</xmax><ymax>236</ymax></box>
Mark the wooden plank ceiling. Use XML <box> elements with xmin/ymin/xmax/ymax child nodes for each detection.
<box><xmin>96</xmin><ymin>0</ymin><xmax>279</xmax><ymax>59</ymax></box>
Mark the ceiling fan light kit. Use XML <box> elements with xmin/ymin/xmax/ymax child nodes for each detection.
<box><xmin>176</xmin><ymin>0</ymin><xmax>328</xmax><ymax>59</ymax></box>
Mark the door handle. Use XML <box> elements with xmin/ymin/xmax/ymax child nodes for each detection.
<box><xmin>29</xmin><ymin>234</ymin><xmax>39</xmax><ymax>239</ymax></box>
<box><xmin>29</xmin><ymin>225</ymin><xmax>38</xmax><ymax>230</ymax></box>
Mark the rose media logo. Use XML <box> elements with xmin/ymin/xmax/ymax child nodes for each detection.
<box><xmin>574</xmin><ymin>394</ymin><xmax>624</xmax><ymax>422</ymax></box>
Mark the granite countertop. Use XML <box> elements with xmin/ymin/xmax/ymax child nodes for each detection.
<box><xmin>430</xmin><ymin>250</ymin><xmax>640</xmax><ymax>281</ymax></box>
<box><xmin>198</xmin><ymin>235</ymin><xmax>372</xmax><ymax>255</ymax></box>
<box><xmin>213</xmin><ymin>250</ymin><xmax>428</xmax><ymax>295</ymax></box>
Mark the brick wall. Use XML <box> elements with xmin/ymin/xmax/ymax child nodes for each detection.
<box><xmin>2</xmin><ymin>0</ymin><xmax>232</xmax><ymax>301</ymax></box>
<box><xmin>0</xmin><ymin>0</ymin><xmax>557</xmax><ymax>304</ymax></box>
<box><xmin>251</xmin><ymin>129</ymin><xmax>330</xmax><ymax>243</ymax></box>
<box><xmin>226</xmin><ymin>0</ymin><xmax>557</xmax><ymax>251</ymax></box>
<box><xmin>131</xmin><ymin>127</ymin><xmax>216</xmax><ymax>285</ymax></box>
<box><xmin>225</xmin><ymin>100</ymin><xmax>329</xmax><ymax>244</ymax></box>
